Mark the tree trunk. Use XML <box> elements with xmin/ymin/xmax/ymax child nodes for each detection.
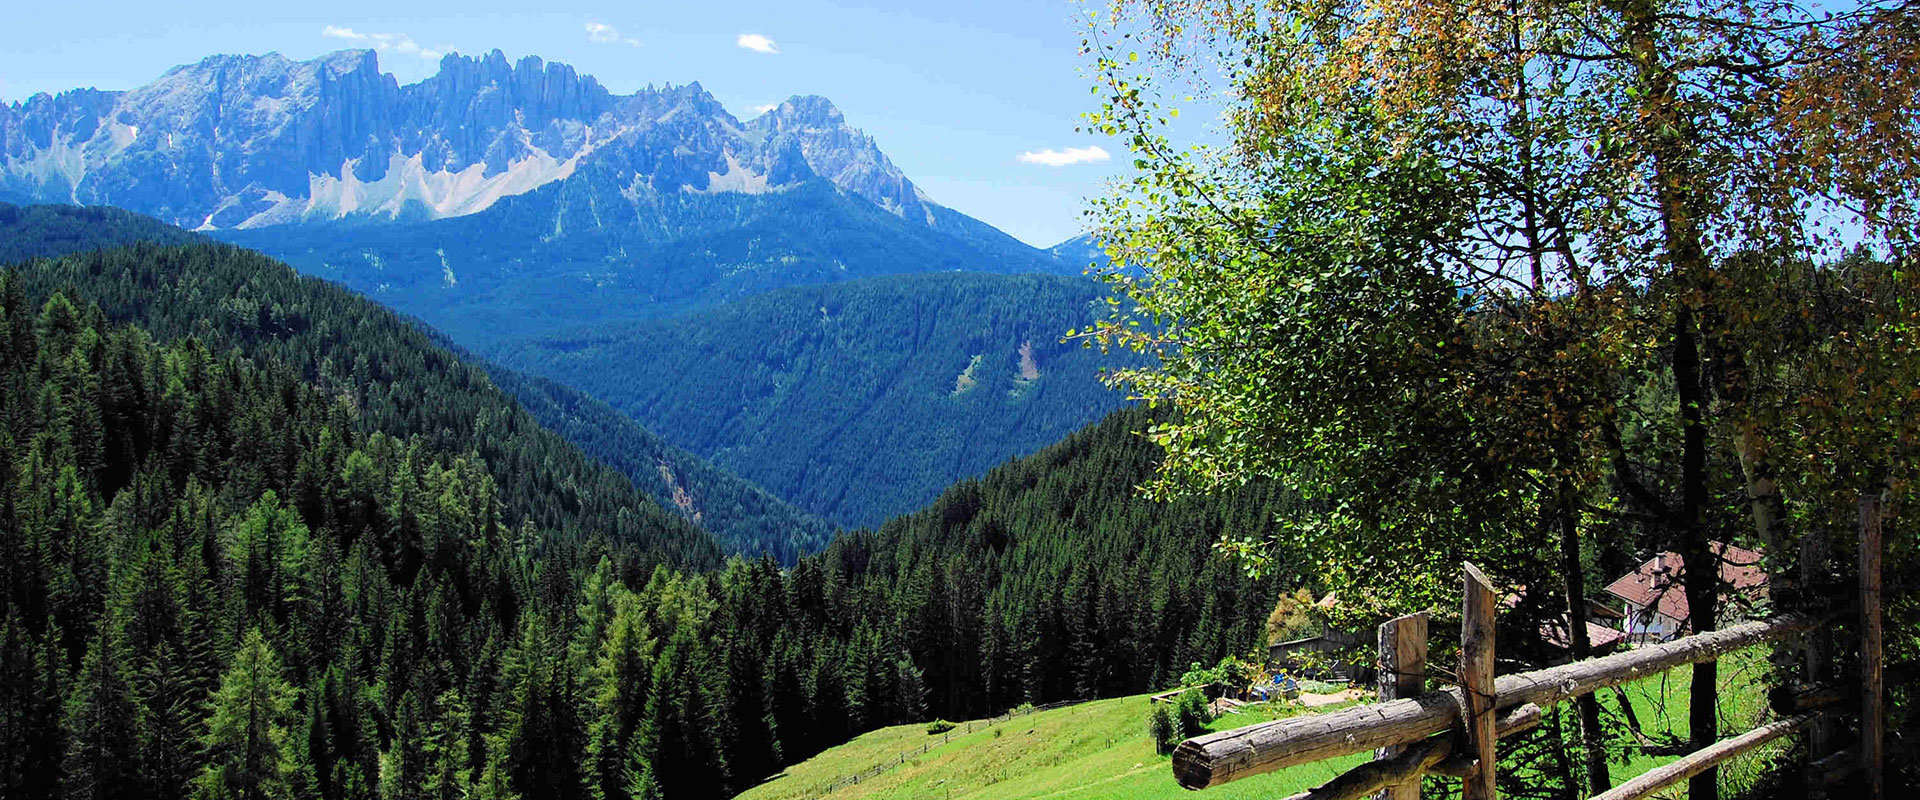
<box><xmin>1673</xmin><ymin>304</ymin><xmax>1719</xmax><ymax>800</ymax></box>
<box><xmin>1545</xmin><ymin>706</ymin><xmax>1581</xmax><ymax>800</ymax></box>
<box><xmin>1616</xmin><ymin>0</ymin><xmax>1719</xmax><ymax>793</ymax></box>
<box><xmin>1556</xmin><ymin>488</ymin><xmax>1612</xmax><ymax>793</ymax></box>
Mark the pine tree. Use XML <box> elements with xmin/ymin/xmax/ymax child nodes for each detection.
<box><xmin>1</xmin><ymin>611</ymin><xmax>64</xmax><ymax>799</ymax></box>
<box><xmin>193</xmin><ymin>628</ymin><xmax>297</xmax><ymax>800</ymax></box>
<box><xmin>62</xmin><ymin>625</ymin><xmax>140</xmax><ymax>800</ymax></box>
<box><xmin>581</xmin><ymin>591</ymin><xmax>653</xmax><ymax>800</ymax></box>
<box><xmin>620</xmin><ymin>748</ymin><xmax>662</xmax><ymax>800</ymax></box>
<box><xmin>377</xmin><ymin>692</ymin><xmax>426</xmax><ymax>800</ymax></box>
<box><xmin>421</xmin><ymin>688</ymin><xmax>472</xmax><ymax>800</ymax></box>
<box><xmin>468</xmin><ymin>733</ymin><xmax>518</xmax><ymax>800</ymax></box>
<box><xmin>638</xmin><ymin>622</ymin><xmax>727</xmax><ymax>800</ymax></box>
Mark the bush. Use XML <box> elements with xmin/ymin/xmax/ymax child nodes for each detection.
<box><xmin>1173</xmin><ymin>688</ymin><xmax>1213</xmax><ymax>738</ymax></box>
<box><xmin>926</xmin><ymin>719</ymin><xmax>957</xmax><ymax>735</ymax></box>
<box><xmin>1179</xmin><ymin>654</ymin><xmax>1265</xmax><ymax>693</ymax></box>
<box><xmin>1147</xmin><ymin>703</ymin><xmax>1178</xmax><ymax>755</ymax></box>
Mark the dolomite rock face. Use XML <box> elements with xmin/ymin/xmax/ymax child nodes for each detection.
<box><xmin>0</xmin><ymin>49</ymin><xmax>927</xmax><ymax>231</ymax></box>
<box><xmin>3</xmin><ymin>48</ymin><xmax>1084</xmax><ymax>345</ymax></box>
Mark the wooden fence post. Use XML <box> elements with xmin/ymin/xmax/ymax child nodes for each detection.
<box><xmin>1801</xmin><ymin>524</ymin><xmax>1833</xmax><ymax>769</ymax></box>
<box><xmin>1375</xmin><ymin>612</ymin><xmax>1429</xmax><ymax>800</ymax></box>
<box><xmin>1859</xmin><ymin>493</ymin><xmax>1884</xmax><ymax>800</ymax></box>
<box><xmin>1461</xmin><ymin>563</ymin><xmax>1497</xmax><ymax>800</ymax></box>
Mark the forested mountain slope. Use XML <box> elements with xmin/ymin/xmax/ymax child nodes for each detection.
<box><xmin>0</xmin><ymin>279</ymin><xmax>685</xmax><ymax>800</ymax></box>
<box><xmin>497</xmin><ymin>271</ymin><xmax>1131</xmax><ymax>527</ymax></box>
<box><xmin>0</xmin><ymin>202</ymin><xmax>831</xmax><ymax>560</ymax></box>
<box><xmin>0</xmin><ymin>235</ymin><xmax>1296</xmax><ymax>800</ymax></box>
<box><xmin>811</xmin><ymin>403</ymin><xmax>1298</xmax><ymax>713</ymax></box>
<box><xmin>0</xmin><ymin>272</ymin><xmax>1292</xmax><ymax>799</ymax></box>
<box><xmin>219</xmin><ymin>175</ymin><xmax>1073</xmax><ymax>346</ymax></box>
<box><xmin>472</xmin><ymin>359</ymin><xmax>833</xmax><ymax>561</ymax></box>
<box><xmin>0</xmin><ymin>235</ymin><xmax>718</xmax><ymax>569</ymax></box>
<box><xmin>0</xmin><ymin>202</ymin><xmax>204</xmax><ymax>262</ymax></box>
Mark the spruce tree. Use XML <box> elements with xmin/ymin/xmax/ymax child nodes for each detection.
<box><xmin>61</xmin><ymin>625</ymin><xmax>140</xmax><ymax>800</ymax></box>
<box><xmin>193</xmin><ymin>628</ymin><xmax>296</xmax><ymax>800</ymax></box>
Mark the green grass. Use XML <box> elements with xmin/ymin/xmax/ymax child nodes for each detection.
<box><xmin>739</xmin><ymin>649</ymin><xmax>1781</xmax><ymax>800</ymax></box>
<box><xmin>735</xmin><ymin>694</ymin><xmax>1368</xmax><ymax>800</ymax></box>
<box><xmin>1602</xmin><ymin>648</ymin><xmax>1781</xmax><ymax>794</ymax></box>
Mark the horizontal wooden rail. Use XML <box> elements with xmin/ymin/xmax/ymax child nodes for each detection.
<box><xmin>1588</xmin><ymin>713</ymin><xmax>1817</xmax><ymax>800</ymax></box>
<box><xmin>1276</xmin><ymin>704</ymin><xmax>1542</xmax><ymax>800</ymax></box>
<box><xmin>1172</xmin><ymin>612</ymin><xmax>1823</xmax><ymax>789</ymax></box>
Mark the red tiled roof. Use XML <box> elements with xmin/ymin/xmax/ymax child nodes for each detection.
<box><xmin>1540</xmin><ymin>618</ymin><xmax>1628</xmax><ymax>651</ymax></box>
<box><xmin>1602</xmin><ymin>541</ymin><xmax>1767</xmax><ymax>625</ymax></box>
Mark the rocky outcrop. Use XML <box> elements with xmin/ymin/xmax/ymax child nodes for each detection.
<box><xmin>749</xmin><ymin>95</ymin><xmax>931</xmax><ymax>221</ymax></box>
<box><xmin>0</xmin><ymin>49</ymin><xmax>938</xmax><ymax>231</ymax></box>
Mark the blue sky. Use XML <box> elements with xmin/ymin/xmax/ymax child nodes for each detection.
<box><xmin>0</xmin><ymin>1</ymin><xmax>1127</xmax><ymax>247</ymax></box>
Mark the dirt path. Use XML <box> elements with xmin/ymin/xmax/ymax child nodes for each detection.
<box><xmin>1299</xmin><ymin>689</ymin><xmax>1367</xmax><ymax>707</ymax></box>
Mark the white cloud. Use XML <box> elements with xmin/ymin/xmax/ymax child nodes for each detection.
<box><xmin>586</xmin><ymin>22</ymin><xmax>640</xmax><ymax>47</ymax></box>
<box><xmin>736</xmin><ymin>33</ymin><xmax>779</xmax><ymax>54</ymax></box>
<box><xmin>322</xmin><ymin>25</ymin><xmax>446</xmax><ymax>60</ymax></box>
<box><xmin>751</xmin><ymin>103</ymin><xmax>778</xmax><ymax>114</ymax></box>
<box><xmin>1017</xmin><ymin>146</ymin><xmax>1112</xmax><ymax>167</ymax></box>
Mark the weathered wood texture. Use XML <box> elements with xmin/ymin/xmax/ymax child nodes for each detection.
<box><xmin>1801</xmin><ymin>523</ymin><xmax>1835</xmax><ymax>762</ymax></box>
<box><xmin>1281</xmin><ymin>705</ymin><xmax>1544</xmax><ymax>800</ymax></box>
<box><xmin>1860</xmin><ymin>493</ymin><xmax>1885</xmax><ymax>799</ymax></box>
<box><xmin>1428</xmin><ymin>704</ymin><xmax>1544</xmax><ymax>778</ymax></box>
<box><xmin>1587</xmin><ymin>713</ymin><xmax>1817</xmax><ymax>800</ymax></box>
<box><xmin>1374</xmin><ymin>613</ymin><xmax>1428</xmax><ymax>800</ymax></box>
<box><xmin>1170</xmin><ymin>613</ymin><xmax>1822</xmax><ymax>789</ymax></box>
<box><xmin>1461</xmin><ymin>563</ymin><xmax>1497</xmax><ymax>800</ymax></box>
<box><xmin>1284</xmin><ymin>736</ymin><xmax>1451</xmax><ymax>800</ymax></box>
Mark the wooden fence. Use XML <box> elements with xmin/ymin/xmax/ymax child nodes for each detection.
<box><xmin>1171</xmin><ymin>498</ymin><xmax>1890</xmax><ymax>800</ymax></box>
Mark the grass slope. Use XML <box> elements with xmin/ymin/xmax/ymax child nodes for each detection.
<box><xmin>741</xmin><ymin>649</ymin><xmax>1777</xmax><ymax>800</ymax></box>
<box><xmin>1605</xmin><ymin>649</ymin><xmax>1778</xmax><ymax>793</ymax></box>
<box><xmin>735</xmin><ymin>693</ymin><xmax>1367</xmax><ymax>800</ymax></box>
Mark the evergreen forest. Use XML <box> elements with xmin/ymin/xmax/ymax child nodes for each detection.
<box><xmin>0</xmin><ymin>215</ymin><xmax>1289</xmax><ymax>800</ymax></box>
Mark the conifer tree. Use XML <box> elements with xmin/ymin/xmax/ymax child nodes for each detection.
<box><xmin>194</xmin><ymin>628</ymin><xmax>297</xmax><ymax>800</ymax></box>
<box><xmin>61</xmin><ymin>625</ymin><xmax>140</xmax><ymax>800</ymax></box>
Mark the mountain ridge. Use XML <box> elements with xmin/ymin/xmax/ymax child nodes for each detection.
<box><xmin>495</xmin><ymin>270</ymin><xmax>1132</xmax><ymax>527</ymax></box>
<box><xmin>1</xmin><ymin>48</ymin><xmax>937</xmax><ymax>232</ymax></box>
<box><xmin>0</xmin><ymin>200</ymin><xmax>833</xmax><ymax>560</ymax></box>
<box><xmin>5</xmin><ymin>48</ymin><xmax>1089</xmax><ymax>344</ymax></box>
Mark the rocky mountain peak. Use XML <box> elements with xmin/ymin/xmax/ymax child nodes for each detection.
<box><xmin>749</xmin><ymin>94</ymin><xmax>926</xmax><ymax>220</ymax></box>
<box><xmin>762</xmin><ymin>95</ymin><xmax>845</xmax><ymax>129</ymax></box>
<box><xmin>0</xmin><ymin>50</ymin><xmax>942</xmax><ymax>229</ymax></box>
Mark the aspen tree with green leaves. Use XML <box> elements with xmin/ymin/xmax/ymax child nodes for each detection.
<box><xmin>1084</xmin><ymin>1</ymin><xmax>1920</xmax><ymax>795</ymax></box>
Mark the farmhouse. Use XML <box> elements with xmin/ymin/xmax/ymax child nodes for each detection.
<box><xmin>1603</xmin><ymin>541</ymin><xmax>1768</xmax><ymax>642</ymax></box>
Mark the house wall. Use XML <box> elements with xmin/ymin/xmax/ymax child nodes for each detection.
<box><xmin>1621</xmin><ymin>601</ymin><xmax>1682</xmax><ymax>641</ymax></box>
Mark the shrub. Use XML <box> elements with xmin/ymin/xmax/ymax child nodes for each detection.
<box><xmin>926</xmin><ymin>719</ymin><xmax>957</xmax><ymax>735</ymax></box>
<box><xmin>1173</xmin><ymin>688</ymin><xmax>1213</xmax><ymax>738</ymax></box>
<box><xmin>1147</xmin><ymin>703</ymin><xmax>1178</xmax><ymax>755</ymax></box>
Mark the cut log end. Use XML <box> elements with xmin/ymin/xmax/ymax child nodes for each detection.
<box><xmin>1171</xmin><ymin>740</ymin><xmax>1218</xmax><ymax>790</ymax></box>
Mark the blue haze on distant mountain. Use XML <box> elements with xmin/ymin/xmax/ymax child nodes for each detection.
<box><xmin>1</xmin><ymin>48</ymin><xmax>1092</xmax><ymax>342</ymax></box>
<box><xmin>1</xmin><ymin>49</ymin><xmax>1130</xmax><ymax>526</ymax></box>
